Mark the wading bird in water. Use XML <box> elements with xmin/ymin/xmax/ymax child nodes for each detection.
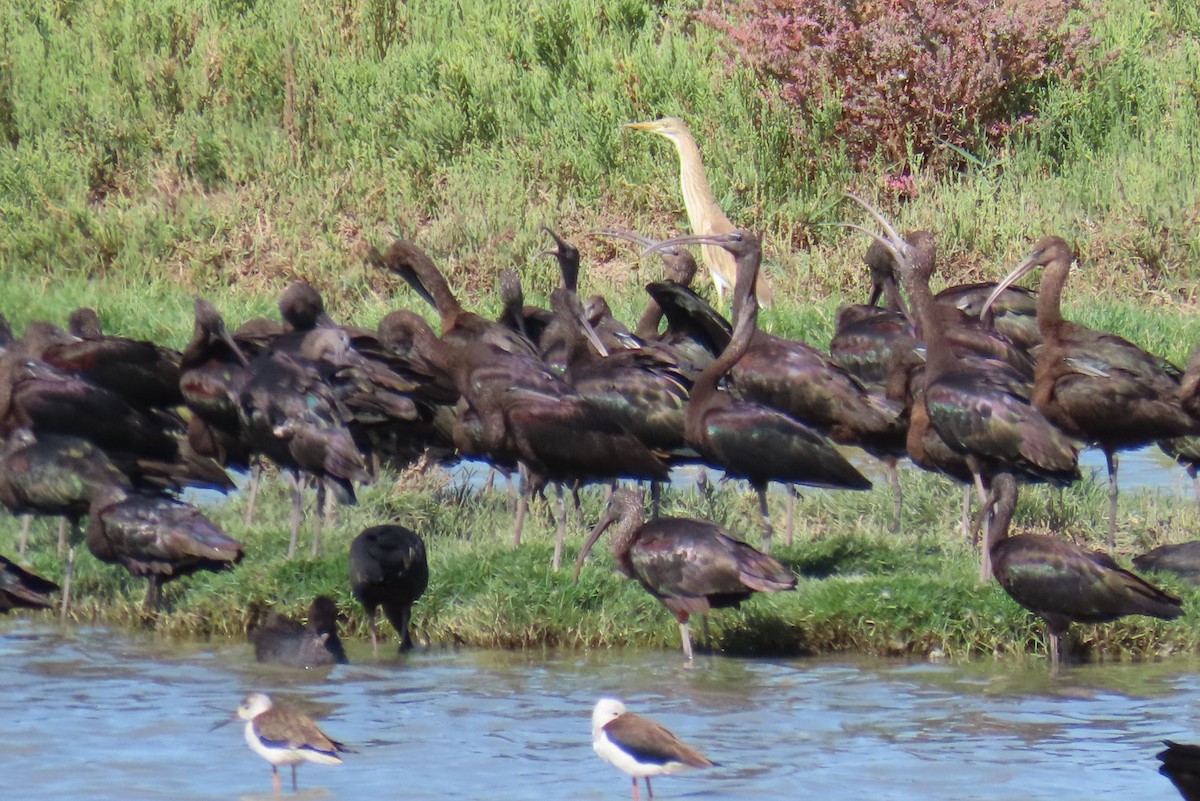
<box><xmin>591</xmin><ymin>698</ymin><xmax>713</xmax><ymax>801</ymax></box>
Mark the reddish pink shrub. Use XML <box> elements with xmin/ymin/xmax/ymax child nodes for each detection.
<box><xmin>702</xmin><ymin>0</ymin><xmax>1096</xmax><ymax>169</ymax></box>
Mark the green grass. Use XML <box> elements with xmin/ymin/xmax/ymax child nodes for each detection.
<box><xmin>2</xmin><ymin>0</ymin><xmax>1200</xmax><ymax>346</ymax></box>
<box><xmin>9</xmin><ymin>462</ymin><xmax>1200</xmax><ymax>665</ymax></box>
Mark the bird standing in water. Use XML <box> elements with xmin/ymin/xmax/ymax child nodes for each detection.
<box><xmin>216</xmin><ymin>691</ymin><xmax>352</xmax><ymax>794</ymax></box>
<box><xmin>591</xmin><ymin>698</ymin><xmax>713</xmax><ymax>801</ymax></box>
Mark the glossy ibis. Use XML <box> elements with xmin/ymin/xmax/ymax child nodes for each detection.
<box><xmin>238</xmin><ymin>344</ymin><xmax>369</xmax><ymax>559</ymax></box>
<box><xmin>573</xmin><ymin>488</ymin><xmax>795</xmax><ymax>660</ymax></box>
<box><xmin>0</xmin><ymin>429</ymin><xmax>131</xmax><ymax>617</ymax></box>
<box><xmin>217</xmin><ymin>692</ymin><xmax>351</xmax><ymax>794</ymax></box>
<box><xmin>369</xmin><ymin>237</ymin><xmax>536</xmax><ymax>356</ymax></box>
<box><xmin>85</xmin><ymin>492</ymin><xmax>244</xmax><ymax>614</ymax></box>
<box><xmin>248</xmin><ymin>595</ymin><xmax>348</xmax><ymax>668</ymax></box>
<box><xmin>625</xmin><ymin>116</ymin><xmax>773</xmax><ymax>306</ymax></box>
<box><xmin>43</xmin><ymin>307</ymin><xmax>186</xmax><ymax>411</ymax></box>
<box><xmin>348</xmin><ymin>524</ymin><xmax>429</xmax><ymax>653</ymax></box>
<box><xmin>645</xmin><ymin>229</ymin><xmax>871</xmax><ymax>553</ymax></box>
<box><xmin>1158</xmin><ymin>740</ymin><xmax>1200</xmax><ymax>801</ymax></box>
<box><xmin>590</xmin><ymin>228</ymin><xmax>702</xmax><ymax>340</ymax></box>
<box><xmin>846</xmin><ymin>195</ymin><xmax>1078</xmax><ymax>580</ymax></box>
<box><xmin>985</xmin><ymin>472</ymin><xmax>1182</xmax><ymax>669</ymax></box>
<box><xmin>0</xmin><ymin>554</ymin><xmax>58</xmax><ymax>612</ymax></box>
<box><xmin>591</xmin><ymin>698</ymin><xmax>713</xmax><ymax>801</ymax></box>
<box><xmin>1132</xmin><ymin>540</ymin><xmax>1200</xmax><ymax>585</ymax></box>
<box><xmin>497</xmin><ymin>267</ymin><xmax>552</xmax><ymax>345</ymax></box>
<box><xmin>983</xmin><ymin>235</ymin><xmax>1199</xmax><ymax>550</ymax></box>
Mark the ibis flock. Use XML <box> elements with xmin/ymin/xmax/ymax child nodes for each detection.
<box><xmin>5</xmin><ymin>187</ymin><xmax>1200</xmax><ymax>797</ymax></box>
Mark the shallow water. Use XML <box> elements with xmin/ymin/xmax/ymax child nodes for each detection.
<box><xmin>2</xmin><ymin>622</ymin><xmax>1195</xmax><ymax>800</ymax></box>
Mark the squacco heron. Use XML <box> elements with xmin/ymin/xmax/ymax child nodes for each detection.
<box><xmin>625</xmin><ymin>116</ymin><xmax>774</xmax><ymax>308</ymax></box>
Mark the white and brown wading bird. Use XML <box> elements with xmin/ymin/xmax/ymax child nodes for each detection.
<box><xmin>591</xmin><ymin>698</ymin><xmax>713</xmax><ymax>801</ymax></box>
<box><xmin>214</xmin><ymin>692</ymin><xmax>352</xmax><ymax>794</ymax></box>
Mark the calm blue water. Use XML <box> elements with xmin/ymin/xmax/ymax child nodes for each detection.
<box><xmin>0</xmin><ymin>622</ymin><xmax>1194</xmax><ymax>801</ymax></box>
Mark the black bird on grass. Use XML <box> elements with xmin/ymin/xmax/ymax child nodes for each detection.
<box><xmin>573</xmin><ymin>488</ymin><xmax>795</xmax><ymax>660</ymax></box>
<box><xmin>248</xmin><ymin>595</ymin><xmax>348</xmax><ymax>667</ymax></box>
<box><xmin>0</xmin><ymin>555</ymin><xmax>58</xmax><ymax>612</ymax></box>
<box><xmin>349</xmin><ymin>524</ymin><xmax>429</xmax><ymax>653</ymax></box>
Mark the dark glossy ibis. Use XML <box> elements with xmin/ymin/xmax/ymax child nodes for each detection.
<box><xmin>590</xmin><ymin>228</ymin><xmax>701</xmax><ymax>340</ymax></box>
<box><xmin>983</xmin><ymin>235</ymin><xmax>1199</xmax><ymax>550</ymax></box>
<box><xmin>497</xmin><ymin>267</ymin><xmax>552</xmax><ymax>346</ymax></box>
<box><xmin>591</xmin><ymin>697</ymin><xmax>713</xmax><ymax>801</ymax></box>
<box><xmin>85</xmin><ymin>492</ymin><xmax>244</xmax><ymax>614</ymax></box>
<box><xmin>0</xmin><ymin>554</ymin><xmax>58</xmax><ymax>612</ymax></box>
<box><xmin>349</xmin><ymin>524</ymin><xmax>429</xmax><ymax>653</ymax></box>
<box><xmin>44</xmin><ymin>307</ymin><xmax>186</xmax><ymax>410</ymax></box>
<box><xmin>935</xmin><ymin>280</ymin><xmax>1041</xmax><ymax>351</ymax></box>
<box><xmin>368</xmin><ymin>237</ymin><xmax>536</xmax><ymax>356</ymax></box>
<box><xmin>0</xmin><ymin>429</ymin><xmax>131</xmax><ymax>617</ymax></box>
<box><xmin>573</xmin><ymin>488</ymin><xmax>795</xmax><ymax>660</ymax></box>
<box><xmin>645</xmin><ymin>229</ymin><xmax>871</xmax><ymax>553</ymax></box>
<box><xmin>1132</xmin><ymin>540</ymin><xmax>1200</xmax><ymax>585</ymax></box>
<box><xmin>248</xmin><ymin>595</ymin><xmax>348</xmax><ymax>667</ymax></box>
<box><xmin>394</xmin><ymin>299</ymin><xmax>669</xmax><ymax>564</ymax></box>
<box><xmin>847</xmin><ymin>195</ymin><xmax>1078</xmax><ymax>580</ymax></box>
<box><xmin>1158</xmin><ymin>740</ymin><xmax>1200</xmax><ymax>801</ymax></box>
<box><xmin>985</xmin><ymin>472</ymin><xmax>1182</xmax><ymax>669</ymax></box>
<box><xmin>238</xmin><ymin>343</ymin><xmax>369</xmax><ymax>559</ymax></box>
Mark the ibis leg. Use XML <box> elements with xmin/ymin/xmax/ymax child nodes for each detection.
<box><xmin>291</xmin><ymin>764</ymin><xmax>298</xmax><ymax>792</ymax></box>
<box><xmin>650</xmin><ymin>481</ymin><xmax>661</xmax><ymax>520</ymax></box>
<box><xmin>646</xmin><ymin>776</ymin><xmax>654</xmax><ymax>799</ymax></box>
<box><xmin>512</xmin><ymin>463</ymin><xmax>529</xmax><ymax>548</ymax></box>
<box><xmin>56</xmin><ymin>517</ymin><xmax>67</xmax><ymax>557</ymax></box>
<box><xmin>59</xmin><ymin>545</ymin><xmax>75</xmax><ymax>621</ymax></box>
<box><xmin>678</xmin><ymin>618</ymin><xmax>694</xmax><ymax>661</ymax></box>
<box><xmin>1106</xmin><ymin>450</ymin><xmax>1119</xmax><ymax>552</ymax></box>
<box><xmin>286</xmin><ymin>471</ymin><xmax>304</xmax><ymax>560</ymax></box>
<box><xmin>368</xmin><ymin>608</ymin><xmax>379</xmax><ymax>656</ymax></box>
<box><xmin>886</xmin><ymin>458</ymin><xmax>902</xmax><ymax>534</ymax></box>
<box><xmin>16</xmin><ymin>514</ymin><xmax>30</xmax><ymax>557</ymax></box>
<box><xmin>243</xmin><ymin>460</ymin><xmax>262</xmax><ymax>526</ymax></box>
<box><xmin>630</xmin><ymin>776</ymin><xmax>639</xmax><ymax>801</ymax></box>
<box><xmin>784</xmin><ymin>486</ymin><xmax>796</xmax><ymax>546</ymax></box>
<box><xmin>551</xmin><ymin>483</ymin><xmax>567</xmax><ymax>571</ymax></box>
<box><xmin>311</xmin><ymin>480</ymin><xmax>326</xmax><ymax>558</ymax></box>
<box><xmin>1189</xmin><ymin>466</ymin><xmax>1200</xmax><ymax>514</ymax></box>
<box><xmin>755</xmin><ymin>486</ymin><xmax>774</xmax><ymax>555</ymax></box>
<box><xmin>961</xmin><ymin>485</ymin><xmax>972</xmax><ymax>544</ymax></box>
<box><xmin>143</xmin><ymin>575</ymin><xmax>162</xmax><ymax>614</ymax></box>
<box><xmin>272</xmin><ymin>765</ymin><xmax>281</xmax><ymax>794</ymax></box>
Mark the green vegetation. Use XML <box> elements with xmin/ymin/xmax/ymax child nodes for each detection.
<box><xmin>9</xmin><ymin>462</ymin><xmax>1200</xmax><ymax>664</ymax></box>
<box><xmin>2</xmin><ymin>0</ymin><xmax>1200</xmax><ymax>350</ymax></box>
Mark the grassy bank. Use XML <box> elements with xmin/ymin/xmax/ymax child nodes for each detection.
<box><xmin>8</xmin><ymin>461</ymin><xmax>1200</xmax><ymax>663</ymax></box>
<box><xmin>3</xmin><ymin>0</ymin><xmax>1200</xmax><ymax>332</ymax></box>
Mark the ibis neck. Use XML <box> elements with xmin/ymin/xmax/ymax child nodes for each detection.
<box><xmin>689</xmin><ymin>254</ymin><xmax>759</xmax><ymax>407</ymax></box>
<box><xmin>898</xmin><ymin>266</ymin><xmax>957</xmax><ymax>381</ymax></box>
<box><xmin>1035</xmin><ymin>258</ymin><xmax>1068</xmax><ymax>333</ymax></box>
